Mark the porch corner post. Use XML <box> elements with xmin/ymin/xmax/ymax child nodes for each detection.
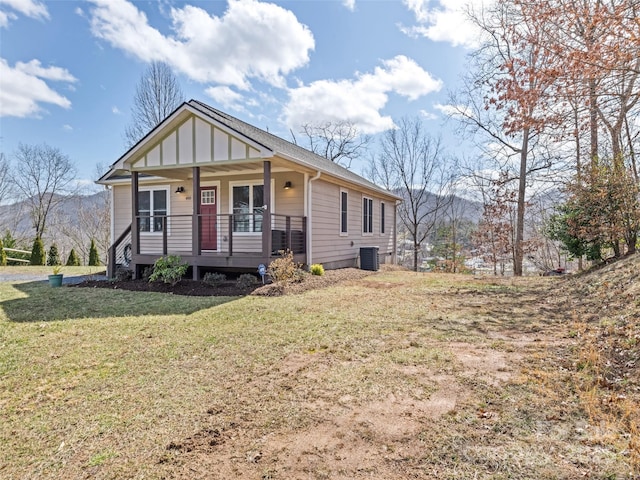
<box><xmin>131</xmin><ymin>171</ymin><xmax>139</xmax><ymax>277</ymax></box>
<box><xmin>262</xmin><ymin>160</ymin><xmax>272</xmax><ymax>262</ymax></box>
<box><xmin>192</xmin><ymin>167</ymin><xmax>200</xmax><ymax>280</ymax></box>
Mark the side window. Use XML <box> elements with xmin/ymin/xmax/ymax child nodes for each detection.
<box><xmin>363</xmin><ymin>197</ymin><xmax>373</xmax><ymax>234</ymax></box>
<box><xmin>340</xmin><ymin>190</ymin><xmax>348</xmax><ymax>235</ymax></box>
<box><xmin>381</xmin><ymin>202</ymin><xmax>385</xmax><ymax>234</ymax></box>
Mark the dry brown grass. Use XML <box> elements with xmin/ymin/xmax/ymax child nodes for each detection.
<box><xmin>0</xmin><ymin>260</ymin><xmax>638</xmax><ymax>479</ymax></box>
<box><xmin>556</xmin><ymin>255</ymin><xmax>640</xmax><ymax>473</ymax></box>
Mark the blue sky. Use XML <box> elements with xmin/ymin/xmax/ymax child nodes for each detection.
<box><xmin>0</xmin><ymin>0</ymin><xmax>482</xmax><ymax>188</ymax></box>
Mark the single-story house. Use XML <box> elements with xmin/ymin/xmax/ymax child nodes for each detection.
<box><xmin>98</xmin><ymin>99</ymin><xmax>400</xmax><ymax>279</ymax></box>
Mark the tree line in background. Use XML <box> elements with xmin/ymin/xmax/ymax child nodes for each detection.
<box><xmin>0</xmin><ymin>144</ymin><xmax>110</xmax><ymax>267</ymax></box>
<box><xmin>0</xmin><ymin>62</ymin><xmax>182</xmax><ymax>269</ymax></box>
<box><xmin>385</xmin><ymin>0</ymin><xmax>640</xmax><ymax>275</ymax></box>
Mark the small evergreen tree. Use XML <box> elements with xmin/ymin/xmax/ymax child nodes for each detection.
<box><xmin>47</xmin><ymin>244</ymin><xmax>61</xmax><ymax>266</ymax></box>
<box><xmin>88</xmin><ymin>239</ymin><xmax>101</xmax><ymax>266</ymax></box>
<box><xmin>30</xmin><ymin>237</ymin><xmax>46</xmax><ymax>265</ymax></box>
<box><xmin>0</xmin><ymin>238</ymin><xmax>6</xmax><ymax>266</ymax></box>
<box><xmin>66</xmin><ymin>248</ymin><xmax>81</xmax><ymax>266</ymax></box>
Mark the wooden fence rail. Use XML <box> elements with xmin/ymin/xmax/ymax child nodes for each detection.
<box><xmin>4</xmin><ymin>248</ymin><xmax>31</xmax><ymax>264</ymax></box>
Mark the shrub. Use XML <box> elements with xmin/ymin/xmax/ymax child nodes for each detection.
<box><xmin>141</xmin><ymin>266</ymin><xmax>154</xmax><ymax>281</ymax></box>
<box><xmin>30</xmin><ymin>237</ymin><xmax>45</xmax><ymax>265</ymax></box>
<box><xmin>268</xmin><ymin>250</ymin><xmax>305</xmax><ymax>283</ymax></box>
<box><xmin>0</xmin><ymin>238</ymin><xmax>6</xmax><ymax>266</ymax></box>
<box><xmin>66</xmin><ymin>248</ymin><xmax>80</xmax><ymax>266</ymax></box>
<box><xmin>309</xmin><ymin>263</ymin><xmax>325</xmax><ymax>276</ymax></box>
<box><xmin>236</xmin><ymin>273</ymin><xmax>258</xmax><ymax>289</ymax></box>
<box><xmin>88</xmin><ymin>239</ymin><xmax>101</xmax><ymax>266</ymax></box>
<box><xmin>148</xmin><ymin>255</ymin><xmax>188</xmax><ymax>285</ymax></box>
<box><xmin>114</xmin><ymin>267</ymin><xmax>133</xmax><ymax>281</ymax></box>
<box><xmin>47</xmin><ymin>244</ymin><xmax>61</xmax><ymax>266</ymax></box>
<box><xmin>203</xmin><ymin>272</ymin><xmax>227</xmax><ymax>287</ymax></box>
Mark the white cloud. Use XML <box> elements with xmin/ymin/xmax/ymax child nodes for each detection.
<box><xmin>400</xmin><ymin>0</ymin><xmax>490</xmax><ymax>49</ymax></box>
<box><xmin>0</xmin><ymin>0</ymin><xmax>49</xmax><ymax>27</ymax></box>
<box><xmin>284</xmin><ymin>55</ymin><xmax>442</xmax><ymax>135</ymax></box>
<box><xmin>87</xmin><ymin>0</ymin><xmax>314</xmax><ymax>90</ymax></box>
<box><xmin>15</xmin><ymin>59</ymin><xmax>77</xmax><ymax>82</ymax></box>
<box><xmin>434</xmin><ymin>102</ymin><xmax>469</xmax><ymax>117</ymax></box>
<box><xmin>0</xmin><ymin>57</ymin><xmax>76</xmax><ymax>118</ymax></box>
<box><xmin>0</xmin><ymin>10</ymin><xmax>15</xmax><ymax>27</ymax></box>
<box><xmin>205</xmin><ymin>86</ymin><xmax>245</xmax><ymax>111</ymax></box>
<box><xmin>420</xmin><ymin>109</ymin><xmax>438</xmax><ymax>120</ymax></box>
<box><xmin>112</xmin><ymin>106</ymin><xmax>121</xmax><ymax>114</ymax></box>
<box><xmin>342</xmin><ymin>0</ymin><xmax>355</xmax><ymax>12</ymax></box>
<box><xmin>63</xmin><ymin>124</ymin><xmax>73</xmax><ymax>131</ymax></box>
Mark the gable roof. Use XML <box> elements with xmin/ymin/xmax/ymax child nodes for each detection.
<box><xmin>99</xmin><ymin>99</ymin><xmax>399</xmax><ymax>200</ymax></box>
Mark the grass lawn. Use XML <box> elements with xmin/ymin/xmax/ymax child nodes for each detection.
<box><xmin>0</xmin><ymin>270</ymin><xmax>635</xmax><ymax>479</ymax></box>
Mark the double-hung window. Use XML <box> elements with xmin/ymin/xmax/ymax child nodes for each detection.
<box><xmin>138</xmin><ymin>188</ymin><xmax>168</xmax><ymax>233</ymax></box>
<box><xmin>232</xmin><ymin>183</ymin><xmax>265</xmax><ymax>233</ymax></box>
<box><xmin>380</xmin><ymin>202</ymin><xmax>385</xmax><ymax>234</ymax></box>
<box><xmin>340</xmin><ymin>190</ymin><xmax>348</xmax><ymax>235</ymax></box>
<box><xmin>363</xmin><ymin>196</ymin><xmax>373</xmax><ymax>234</ymax></box>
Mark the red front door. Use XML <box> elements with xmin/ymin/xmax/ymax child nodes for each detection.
<box><xmin>200</xmin><ymin>186</ymin><xmax>217</xmax><ymax>250</ymax></box>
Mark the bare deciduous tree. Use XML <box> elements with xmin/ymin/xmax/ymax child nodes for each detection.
<box><xmin>124</xmin><ymin>61</ymin><xmax>185</xmax><ymax>148</ymax></box>
<box><xmin>0</xmin><ymin>152</ymin><xmax>12</xmax><ymax>205</ymax></box>
<box><xmin>10</xmin><ymin>143</ymin><xmax>77</xmax><ymax>239</ymax></box>
<box><xmin>292</xmin><ymin>121</ymin><xmax>370</xmax><ymax>169</ymax></box>
<box><xmin>59</xmin><ymin>192</ymin><xmax>111</xmax><ymax>265</ymax></box>
<box><xmin>370</xmin><ymin>117</ymin><xmax>454</xmax><ymax>271</ymax></box>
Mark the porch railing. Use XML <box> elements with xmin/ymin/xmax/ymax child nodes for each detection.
<box><xmin>133</xmin><ymin>213</ymin><xmax>306</xmax><ymax>257</ymax></box>
<box><xmin>107</xmin><ymin>223</ymin><xmax>132</xmax><ymax>278</ymax></box>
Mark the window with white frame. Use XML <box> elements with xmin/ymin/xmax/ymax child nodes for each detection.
<box><xmin>363</xmin><ymin>196</ymin><xmax>373</xmax><ymax>234</ymax></box>
<box><xmin>380</xmin><ymin>202</ymin><xmax>385</xmax><ymax>234</ymax></box>
<box><xmin>231</xmin><ymin>183</ymin><xmax>265</xmax><ymax>233</ymax></box>
<box><xmin>340</xmin><ymin>190</ymin><xmax>348</xmax><ymax>235</ymax></box>
<box><xmin>138</xmin><ymin>188</ymin><xmax>168</xmax><ymax>233</ymax></box>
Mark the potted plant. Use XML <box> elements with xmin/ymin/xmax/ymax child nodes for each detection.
<box><xmin>48</xmin><ymin>265</ymin><xmax>63</xmax><ymax>287</ymax></box>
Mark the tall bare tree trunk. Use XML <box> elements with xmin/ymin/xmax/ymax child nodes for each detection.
<box><xmin>514</xmin><ymin>128</ymin><xmax>530</xmax><ymax>276</ymax></box>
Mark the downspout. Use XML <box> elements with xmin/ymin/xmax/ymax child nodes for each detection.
<box><xmin>394</xmin><ymin>199</ymin><xmax>401</xmax><ymax>265</ymax></box>
<box><xmin>306</xmin><ymin>171</ymin><xmax>321</xmax><ymax>266</ymax></box>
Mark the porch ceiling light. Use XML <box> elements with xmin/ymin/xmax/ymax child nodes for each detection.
<box><xmin>284</xmin><ymin>181</ymin><xmax>292</xmax><ymax>190</ymax></box>
<box><xmin>175</xmin><ymin>186</ymin><xmax>185</xmax><ymax>194</ymax></box>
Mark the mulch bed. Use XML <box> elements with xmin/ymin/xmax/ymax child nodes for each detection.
<box><xmin>71</xmin><ymin>267</ymin><xmax>388</xmax><ymax>297</ymax></box>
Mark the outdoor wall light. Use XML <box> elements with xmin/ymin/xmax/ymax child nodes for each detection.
<box><xmin>283</xmin><ymin>181</ymin><xmax>292</xmax><ymax>190</ymax></box>
<box><xmin>175</xmin><ymin>186</ymin><xmax>185</xmax><ymax>194</ymax></box>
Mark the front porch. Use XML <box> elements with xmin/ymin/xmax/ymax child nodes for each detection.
<box><xmin>107</xmin><ymin>164</ymin><xmax>308</xmax><ymax>279</ymax></box>
<box><xmin>108</xmin><ymin>212</ymin><xmax>307</xmax><ymax>278</ymax></box>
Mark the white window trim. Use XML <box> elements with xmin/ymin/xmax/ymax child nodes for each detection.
<box><xmin>138</xmin><ymin>185</ymin><xmax>170</xmax><ymax>236</ymax></box>
<box><xmin>228</xmin><ymin>179</ymin><xmax>275</xmax><ymax>236</ymax></box>
<box><xmin>380</xmin><ymin>201</ymin><xmax>385</xmax><ymax>236</ymax></box>
<box><xmin>339</xmin><ymin>188</ymin><xmax>349</xmax><ymax>237</ymax></box>
<box><xmin>362</xmin><ymin>195</ymin><xmax>374</xmax><ymax>236</ymax></box>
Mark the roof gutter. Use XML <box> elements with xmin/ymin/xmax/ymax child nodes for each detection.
<box><xmin>306</xmin><ymin>171</ymin><xmax>321</xmax><ymax>266</ymax></box>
